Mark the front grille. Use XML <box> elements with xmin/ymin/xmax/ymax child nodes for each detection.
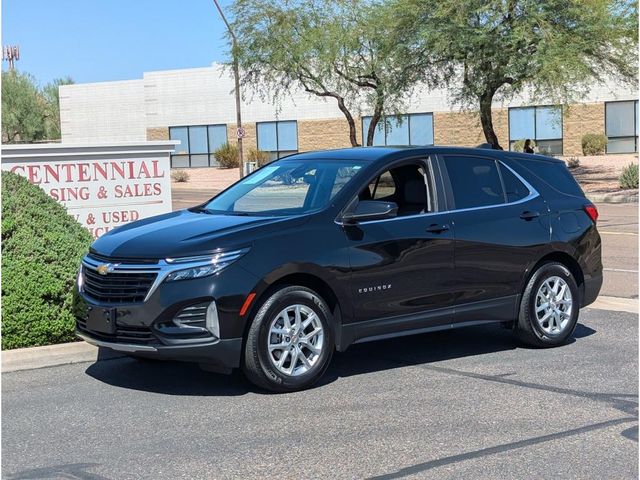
<box><xmin>76</xmin><ymin>318</ymin><xmax>156</xmax><ymax>344</ymax></box>
<box><xmin>82</xmin><ymin>266</ymin><xmax>157</xmax><ymax>304</ymax></box>
<box><xmin>87</xmin><ymin>252</ymin><xmax>159</xmax><ymax>265</ymax></box>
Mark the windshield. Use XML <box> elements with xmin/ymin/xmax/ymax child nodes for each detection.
<box><xmin>202</xmin><ymin>159</ymin><xmax>365</xmax><ymax>216</ymax></box>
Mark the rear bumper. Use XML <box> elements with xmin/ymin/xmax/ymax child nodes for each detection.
<box><xmin>76</xmin><ymin>330</ymin><xmax>242</xmax><ymax>370</ymax></box>
<box><xmin>581</xmin><ymin>271</ymin><xmax>603</xmax><ymax>307</ymax></box>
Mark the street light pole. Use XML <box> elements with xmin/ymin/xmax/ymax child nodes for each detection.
<box><xmin>212</xmin><ymin>0</ymin><xmax>244</xmax><ymax>179</ymax></box>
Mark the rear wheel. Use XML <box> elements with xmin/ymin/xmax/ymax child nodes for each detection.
<box><xmin>515</xmin><ymin>262</ymin><xmax>580</xmax><ymax>347</ymax></box>
<box><xmin>243</xmin><ymin>286</ymin><xmax>334</xmax><ymax>392</ymax></box>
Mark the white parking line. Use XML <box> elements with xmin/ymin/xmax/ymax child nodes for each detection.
<box><xmin>599</xmin><ymin>231</ymin><xmax>638</xmax><ymax>236</ymax></box>
<box><xmin>603</xmin><ymin>268</ymin><xmax>639</xmax><ymax>273</ymax></box>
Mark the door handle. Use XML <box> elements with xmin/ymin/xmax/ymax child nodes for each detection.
<box><xmin>426</xmin><ymin>223</ymin><xmax>450</xmax><ymax>233</ymax></box>
<box><xmin>520</xmin><ymin>211</ymin><xmax>540</xmax><ymax>221</ymax></box>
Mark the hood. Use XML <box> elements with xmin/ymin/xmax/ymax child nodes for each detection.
<box><xmin>90</xmin><ymin>209</ymin><xmax>309</xmax><ymax>260</ymax></box>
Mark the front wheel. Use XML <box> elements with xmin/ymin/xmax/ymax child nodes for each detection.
<box><xmin>243</xmin><ymin>286</ymin><xmax>334</xmax><ymax>392</ymax></box>
<box><xmin>515</xmin><ymin>262</ymin><xmax>580</xmax><ymax>347</ymax></box>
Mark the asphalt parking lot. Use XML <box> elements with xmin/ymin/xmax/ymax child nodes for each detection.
<box><xmin>2</xmin><ymin>203</ymin><xmax>638</xmax><ymax>480</ymax></box>
<box><xmin>2</xmin><ymin>308</ymin><xmax>637</xmax><ymax>479</ymax></box>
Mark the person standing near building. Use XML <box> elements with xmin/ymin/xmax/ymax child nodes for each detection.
<box><xmin>523</xmin><ymin>139</ymin><xmax>535</xmax><ymax>153</ymax></box>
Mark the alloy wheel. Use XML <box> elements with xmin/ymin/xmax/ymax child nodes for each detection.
<box><xmin>267</xmin><ymin>304</ymin><xmax>325</xmax><ymax>376</ymax></box>
<box><xmin>535</xmin><ymin>276</ymin><xmax>573</xmax><ymax>335</ymax></box>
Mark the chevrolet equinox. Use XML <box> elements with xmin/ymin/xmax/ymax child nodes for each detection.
<box><xmin>74</xmin><ymin>147</ymin><xmax>602</xmax><ymax>391</ymax></box>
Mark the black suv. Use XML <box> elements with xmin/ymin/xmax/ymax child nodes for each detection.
<box><xmin>74</xmin><ymin>147</ymin><xmax>602</xmax><ymax>391</ymax></box>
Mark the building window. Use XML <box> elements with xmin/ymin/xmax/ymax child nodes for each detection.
<box><xmin>606</xmin><ymin>100</ymin><xmax>638</xmax><ymax>153</ymax></box>
<box><xmin>509</xmin><ymin>106</ymin><xmax>563</xmax><ymax>155</ymax></box>
<box><xmin>256</xmin><ymin>121</ymin><xmax>298</xmax><ymax>161</ymax></box>
<box><xmin>169</xmin><ymin>125</ymin><xmax>228</xmax><ymax>168</ymax></box>
<box><xmin>361</xmin><ymin>113</ymin><xmax>434</xmax><ymax>146</ymax></box>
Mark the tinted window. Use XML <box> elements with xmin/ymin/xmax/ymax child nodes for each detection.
<box><xmin>445</xmin><ymin>156</ymin><xmax>504</xmax><ymax>209</ymax></box>
<box><xmin>518</xmin><ymin>159</ymin><xmax>584</xmax><ymax>197</ymax></box>
<box><xmin>500</xmin><ymin>165</ymin><xmax>529</xmax><ymax>202</ymax></box>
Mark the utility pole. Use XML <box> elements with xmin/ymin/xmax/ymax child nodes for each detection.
<box><xmin>2</xmin><ymin>45</ymin><xmax>20</xmax><ymax>71</ymax></box>
<box><xmin>212</xmin><ymin>0</ymin><xmax>244</xmax><ymax>179</ymax></box>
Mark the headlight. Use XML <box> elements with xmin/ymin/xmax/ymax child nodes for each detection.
<box><xmin>164</xmin><ymin>248</ymin><xmax>249</xmax><ymax>282</ymax></box>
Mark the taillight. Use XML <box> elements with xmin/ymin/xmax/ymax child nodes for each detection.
<box><xmin>584</xmin><ymin>204</ymin><xmax>598</xmax><ymax>223</ymax></box>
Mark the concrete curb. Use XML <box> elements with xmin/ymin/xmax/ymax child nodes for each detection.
<box><xmin>588</xmin><ymin>191</ymin><xmax>638</xmax><ymax>204</ymax></box>
<box><xmin>2</xmin><ymin>341</ymin><xmax>124</xmax><ymax>374</ymax></box>
<box><xmin>2</xmin><ymin>296</ymin><xmax>636</xmax><ymax>374</ymax></box>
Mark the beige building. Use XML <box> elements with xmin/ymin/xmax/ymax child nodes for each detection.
<box><xmin>60</xmin><ymin>63</ymin><xmax>638</xmax><ymax>167</ymax></box>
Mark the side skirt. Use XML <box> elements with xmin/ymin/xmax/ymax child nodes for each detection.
<box><xmin>339</xmin><ymin>295</ymin><xmax>518</xmax><ymax>350</ymax></box>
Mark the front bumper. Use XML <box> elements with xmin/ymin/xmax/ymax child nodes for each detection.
<box><xmin>73</xmin><ymin>254</ymin><xmax>260</xmax><ymax>369</ymax></box>
<box><xmin>76</xmin><ymin>329</ymin><xmax>242</xmax><ymax>369</ymax></box>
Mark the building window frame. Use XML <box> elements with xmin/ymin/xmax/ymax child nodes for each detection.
<box><xmin>508</xmin><ymin>105</ymin><xmax>564</xmax><ymax>155</ymax></box>
<box><xmin>169</xmin><ymin>124</ymin><xmax>228</xmax><ymax>168</ymax></box>
<box><xmin>256</xmin><ymin>120</ymin><xmax>299</xmax><ymax>161</ymax></box>
<box><xmin>361</xmin><ymin>112</ymin><xmax>435</xmax><ymax>146</ymax></box>
<box><xmin>605</xmin><ymin>100</ymin><xmax>639</xmax><ymax>154</ymax></box>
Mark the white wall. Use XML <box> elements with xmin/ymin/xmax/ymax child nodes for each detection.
<box><xmin>60</xmin><ymin>79</ymin><xmax>146</xmax><ymax>144</ymax></box>
<box><xmin>60</xmin><ymin>63</ymin><xmax>638</xmax><ymax>143</ymax></box>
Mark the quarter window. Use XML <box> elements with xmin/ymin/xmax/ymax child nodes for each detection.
<box><xmin>444</xmin><ymin>156</ymin><xmax>504</xmax><ymax>209</ymax></box>
<box><xmin>169</xmin><ymin>125</ymin><xmax>228</xmax><ymax>168</ymax></box>
<box><xmin>257</xmin><ymin>121</ymin><xmax>298</xmax><ymax>161</ymax></box>
<box><xmin>509</xmin><ymin>106</ymin><xmax>563</xmax><ymax>155</ymax></box>
<box><xmin>605</xmin><ymin>100</ymin><xmax>638</xmax><ymax>153</ymax></box>
<box><xmin>361</xmin><ymin>113</ymin><xmax>434</xmax><ymax>146</ymax></box>
<box><xmin>499</xmin><ymin>165</ymin><xmax>529</xmax><ymax>202</ymax></box>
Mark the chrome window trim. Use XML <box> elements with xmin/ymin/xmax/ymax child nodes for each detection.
<box><xmin>335</xmin><ymin>160</ymin><xmax>539</xmax><ymax>226</ymax></box>
<box><xmin>81</xmin><ymin>248</ymin><xmax>249</xmax><ymax>302</ymax></box>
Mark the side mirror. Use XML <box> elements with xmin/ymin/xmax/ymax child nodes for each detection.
<box><xmin>342</xmin><ymin>200</ymin><xmax>398</xmax><ymax>224</ymax></box>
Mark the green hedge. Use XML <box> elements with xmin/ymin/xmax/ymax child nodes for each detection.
<box><xmin>1</xmin><ymin>171</ymin><xmax>92</xmax><ymax>349</ymax></box>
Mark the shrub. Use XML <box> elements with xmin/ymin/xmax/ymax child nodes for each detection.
<box><xmin>214</xmin><ymin>142</ymin><xmax>239</xmax><ymax>169</ymax></box>
<box><xmin>512</xmin><ymin>139</ymin><xmax>536</xmax><ymax>152</ymax></box>
<box><xmin>171</xmin><ymin>169</ymin><xmax>189</xmax><ymax>183</ymax></box>
<box><xmin>581</xmin><ymin>133</ymin><xmax>607</xmax><ymax>156</ymax></box>
<box><xmin>1</xmin><ymin>171</ymin><xmax>92</xmax><ymax>349</ymax></box>
<box><xmin>566</xmin><ymin>156</ymin><xmax>581</xmax><ymax>169</ymax></box>
<box><xmin>247</xmin><ymin>148</ymin><xmax>271</xmax><ymax>167</ymax></box>
<box><xmin>619</xmin><ymin>163</ymin><xmax>639</xmax><ymax>189</ymax></box>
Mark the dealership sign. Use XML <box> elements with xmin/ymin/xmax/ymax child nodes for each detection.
<box><xmin>1</xmin><ymin>142</ymin><xmax>176</xmax><ymax>238</ymax></box>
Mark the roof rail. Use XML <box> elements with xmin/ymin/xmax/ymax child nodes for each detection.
<box><xmin>476</xmin><ymin>143</ymin><xmax>504</xmax><ymax>150</ymax></box>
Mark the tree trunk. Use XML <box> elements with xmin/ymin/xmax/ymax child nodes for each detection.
<box><xmin>336</xmin><ymin>96</ymin><xmax>360</xmax><ymax>147</ymax></box>
<box><xmin>479</xmin><ymin>91</ymin><xmax>503</xmax><ymax>150</ymax></box>
<box><xmin>366</xmin><ymin>92</ymin><xmax>385</xmax><ymax>146</ymax></box>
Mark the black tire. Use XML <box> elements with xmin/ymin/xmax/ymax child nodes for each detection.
<box><xmin>515</xmin><ymin>262</ymin><xmax>580</xmax><ymax>347</ymax></box>
<box><xmin>243</xmin><ymin>286</ymin><xmax>334</xmax><ymax>392</ymax></box>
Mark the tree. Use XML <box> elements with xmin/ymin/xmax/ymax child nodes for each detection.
<box><xmin>388</xmin><ymin>0</ymin><xmax>639</xmax><ymax>149</ymax></box>
<box><xmin>230</xmin><ymin>0</ymin><xmax>438</xmax><ymax>146</ymax></box>
<box><xmin>1</xmin><ymin>71</ymin><xmax>74</xmax><ymax>143</ymax></box>
<box><xmin>1</xmin><ymin>71</ymin><xmax>46</xmax><ymax>143</ymax></box>
<box><xmin>42</xmin><ymin>76</ymin><xmax>74</xmax><ymax>140</ymax></box>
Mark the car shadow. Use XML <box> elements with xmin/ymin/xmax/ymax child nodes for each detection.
<box><xmin>85</xmin><ymin>323</ymin><xmax>596</xmax><ymax>395</ymax></box>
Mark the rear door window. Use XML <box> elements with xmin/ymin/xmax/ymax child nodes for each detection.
<box><xmin>444</xmin><ymin>155</ymin><xmax>505</xmax><ymax>209</ymax></box>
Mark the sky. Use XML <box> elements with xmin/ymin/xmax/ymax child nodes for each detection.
<box><xmin>1</xmin><ymin>0</ymin><xmax>234</xmax><ymax>85</ymax></box>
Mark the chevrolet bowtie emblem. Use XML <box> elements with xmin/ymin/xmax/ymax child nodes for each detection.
<box><xmin>96</xmin><ymin>263</ymin><xmax>117</xmax><ymax>275</ymax></box>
